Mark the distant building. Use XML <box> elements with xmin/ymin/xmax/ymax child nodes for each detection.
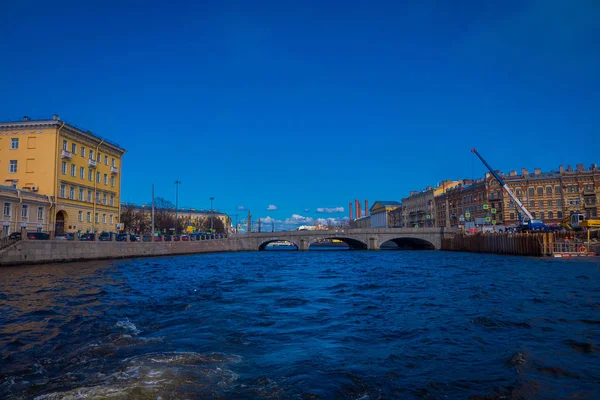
<box><xmin>352</xmin><ymin>216</ymin><xmax>371</xmax><ymax>228</ymax></box>
<box><xmin>402</xmin><ymin>180</ymin><xmax>463</xmax><ymax>227</ymax></box>
<box><xmin>369</xmin><ymin>201</ymin><xmax>401</xmax><ymax>228</ymax></box>
<box><xmin>1</xmin><ymin>185</ymin><xmax>53</xmax><ymax>236</ymax></box>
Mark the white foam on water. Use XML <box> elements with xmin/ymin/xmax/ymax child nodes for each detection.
<box><xmin>114</xmin><ymin>318</ymin><xmax>140</xmax><ymax>335</ymax></box>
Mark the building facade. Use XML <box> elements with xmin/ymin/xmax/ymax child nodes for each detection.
<box><xmin>1</xmin><ymin>185</ymin><xmax>53</xmax><ymax>236</ymax></box>
<box><xmin>0</xmin><ymin>116</ymin><xmax>126</xmax><ymax>234</ymax></box>
<box><xmin>369</xmin><ymin>201</ymin><xmax>401</xmax><ymax>228</ymax></box>
<box><xmin>121</xmin><ymin>203</ymin><xmax>231</xmax><ymax>233</ymax></box>
<box><xmin>402</xmin><ymin>180</ymin><xmax>463</xmax><ymax>228</ymax></box>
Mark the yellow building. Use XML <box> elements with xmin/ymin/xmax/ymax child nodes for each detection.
<box><xmin>0</xmin><ymin>115</ymin><xmax>126</xmax><ymax>234</ymax></box>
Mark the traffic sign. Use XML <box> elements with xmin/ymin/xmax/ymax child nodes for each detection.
<box><xmin>485</xmin><ymin>216</ymin><xmax>491</xmax><ymax>222</ymax></box>
<box><xmin>492</xmin><ymin>220</ymin><xmax>497</xmax><ymax>224</ymax></box>
<box><xmin>426</xmin><ymin>215</ymin><xmax>431</xmax><ymax>219</ymax></box>
<box><xmin>491</xmin><ymin>208</ymin><xmax>497</xmax><ymax>214</ymax></box>
<box><xmin>465</xmin><ymin>212</ymin><xmax>471</xmax><ymax>218</ymax></box>
<box><xmin>483</xmin><ymin>204</ymin><xmax>489</xmax><ymax>210</ymax></box>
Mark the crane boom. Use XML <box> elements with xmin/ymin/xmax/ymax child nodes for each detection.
<box><xmin>471</xmin><ymin>148</ymin><xmax>534</xmax><ymax>221</ymax></box>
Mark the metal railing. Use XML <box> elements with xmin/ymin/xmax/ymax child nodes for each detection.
<box><xmin>0</xmin><ymin>235</ymin><xmax>20</xmax><ymax>251</ymax></box>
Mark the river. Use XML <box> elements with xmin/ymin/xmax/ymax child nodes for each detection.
<box><xmin>1</xmin><ymin>251</ymin><xmax>599</xmax><ymax>399</ymax></box>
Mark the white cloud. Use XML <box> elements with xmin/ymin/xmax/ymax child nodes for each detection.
<box><xmin>284</xmin><ymin>214</ymin><xmax>313</xmax><ymax>224</ymax></box>
<box><xmin>304</xmin><ymin>208</ymin><xmax>309</xmax><ymax>212</ymax></box>
<box><xmin>258</xmin><ymin>216</ymin><xmax>281</xmax><ymax>224</ymax></box>
<box><xmin>266</xmin><ymin>204</ymin><xmax>278</xmax><ymax>211</ymax></box>
<box><xmin>316</xmin><ymin>207</ymin><xmax>344</xmax><ymax>213</ymax></box>
<box><xmin>237</xmin><ymin>206</ymin><xmax>245</xmax><ymax>211</ymax></box>
<box><xmin>316</xmin><ymin>217</ymin><xmax>349</xmax><ymax>226</ymax></box>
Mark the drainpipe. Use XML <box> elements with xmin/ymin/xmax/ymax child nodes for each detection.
<box><xmin>15</xmin><ymin>189</ymin><xmax>23</xmax><ymax>234</ymax></box>
<box><xmin>46</xmin><ymin>195</ymin><xmax>53</xmax><ymax>233</ymax></box>
<box><xmin>92</xmin><ymin>139</ymin><xmax>105</xmax><ymax>233</ymax></box>
<box><xmin>53</xmin><ymin>122</ymin><xmax>66</xmax><ymax>236</ymax></box>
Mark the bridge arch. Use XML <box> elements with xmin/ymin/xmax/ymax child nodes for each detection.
<box><xmin>381</xmin><ymin>237</ymin><xmax>435</xmax><ymax>250</ymax></box>
<box><xmin>308</xmin><ymin>236</ymin><xmax>367</xmax><ymax>250</ymax></box>
<box><xmin>258</xmin><ymin>239</ymin><xmax>299</xmax><ymax>251</ymax></box>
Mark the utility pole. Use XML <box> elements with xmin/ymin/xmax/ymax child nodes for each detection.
<box><xmin>174</xmin><ymin>180</ymin><xmax>182</xmax><ymax>233</ymax></box>
<box><xmin>210</xmin><ymin>197</ymin><xmax>214</xmax><ymax>231</ymax></box>
<box><xmin>151</xmin><ymin>184</ymin><xmax>155</xmax><ymax>237</ymax></box>
<box><xmin>272</xmin><ymin>221</ymin><xmax>274</xmax><ymax>232</ymax></box>
<box><xmin>258</xmin><ymin>218</ymin><xmax>261</xmax><ymax>233</ymax></box>
<box><xmin>234</xmin><ymin>214</ymin><xmax>238</xmax><ymax>233</ymax></box>
<box><xmin>247</xmin><ymin>211</ymin><xmax>251</xmax><ymax>233</ymax></box>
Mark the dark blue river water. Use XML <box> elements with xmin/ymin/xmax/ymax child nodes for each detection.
<box><xmin>1</xmin><ymin>251</ymin><xmax>599</xmax><ymax>399</ymax></box>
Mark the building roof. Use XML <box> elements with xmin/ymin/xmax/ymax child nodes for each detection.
<box><xmin>0</xmin><ymin>117</ymin><xmax>126</xmax><ymax>154</ymax></box>
<box><xmin>0</xmin><ymin>185</ymin><xmax>54</xmax><ymax>201</ymax></box>
<box><xmin>372</xmin><ymin>201</ymin><xmax>401</xmax><ymax>206</ymax></box>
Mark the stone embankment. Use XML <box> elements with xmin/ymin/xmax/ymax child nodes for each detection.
<box><xmin>0</xmin><ymin>239</ymin><xmax>237</xmax><ymax>267</ymax></box>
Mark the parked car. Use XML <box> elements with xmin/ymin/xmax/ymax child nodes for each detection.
<box><xmin>80</xmin><ymin>233</ymin><xmax>96</xmax><ymax>241</ymax></box>
<box><xmin>116</xmin><ymin>233</ymin><xmax>138</xmax><ymax>242</ymax></box>
<box><xmin>27</xmin><ymin>232</ymin><xmax>50</xmax><ymax>240</ymax></box>
<box><xmin>99</xmin><ymin>232</ymin><xmax>115</xmax><ymax>241</ymax></box>
<box><xmin>154</xmin><ymin>235</ymin><xmax>163</xmax><ymax>242</ymax></box>
<box><xmin>8</xmin><ymin>232</ymin><xmax>21</xmax><ymax>240</ymax></box>
<box><xmin>181</xmin><ymin>235</ymin><xmax>190</xmax><ymax>241</ymax></box>
<box><xmin>173</xmin><ymin>235</ymin><xmax>181</xmax><ymax>242</ymax></box>
<box><xmin>164</xmin><ymin>234</ymin><xmax>172</xmax><ymax>242</ymax></box>
<box><xmin>142</xmin><ymin>235</ymin><xmax>152</xmax><ymax>242</ymax></box>
<box><xmin>55</xmin><ymin>233</ymin><xmax>74</xmax><ymax>240</ymax></box>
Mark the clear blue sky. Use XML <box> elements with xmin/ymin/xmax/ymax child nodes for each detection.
<box><xmin>1</xmin><ymin>0</ymin><xmax>599</xmax><ymax>229</ymax></box>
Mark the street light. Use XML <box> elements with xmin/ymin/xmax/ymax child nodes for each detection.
<box><xmin>210</xmin><ymin>197</ymin><xmax>214</xmax><ymax>231</ymax></box>
<box><xmin>174</xmin><ymin>180</ymin><xmax>182</xmax><ymax>233</ymax></box>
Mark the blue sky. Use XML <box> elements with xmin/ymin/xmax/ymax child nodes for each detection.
<box><xmin>1</xmin><ymin>0</ymin><xmax>598</xmax><ymax>230</ymax></box>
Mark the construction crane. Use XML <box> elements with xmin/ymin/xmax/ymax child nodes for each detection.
<box><xmin>560</xmin><ymin>212</ymin><xmax>600</xmax><ymax>230</ymax></box>
<box><xmin>471</xmin><ymin>148</ymin><xmax>547</xmax><ymax>231</ymax></box>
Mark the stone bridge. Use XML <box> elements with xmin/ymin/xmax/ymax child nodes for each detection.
<box><xmin>232</xmin><ymin>228</ymin><xmax>456</xmax><ymax>251</ymax></box>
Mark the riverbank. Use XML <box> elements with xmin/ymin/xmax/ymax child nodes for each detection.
<box><xmin>0</xmin><ymin>239</ymin><xmax>235</xmax><ymax>267</ymax></box>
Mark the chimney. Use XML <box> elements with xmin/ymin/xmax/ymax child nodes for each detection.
<box><xmin>591</xmin><ymin>164</ymin><xmax>598</xmax><ymax>171</ymax></box>
<box><xmin>355</xmin><ymin>199</ymin><xmax>360</xmax><ymax>219</ymax></box>
<box><xmin>349</xmin><ymin>202</ymin><xmax>353</xmax><ymax>221</ymax></box>
<box><xmin>509</xmin><ymin>170</ymin><xmax>517</xmax><ymax>176</ymax></box>
<box><xmin>52</xmin><ymin>114</ymin><xmax>60</xmax><ymax>121</ymax></box>
<box><xmin>576</xmin><ymin>164</ymin><xmax>584</xmax><ymax>172</ymax></box>
<box><xmin>567</xmin><ymin>165</ymin><xmax>573</xmax><ymax>172</ymax></box>
<box><xmin>357</xmin><ymin>200</ymin><xmax>362</xmax><ymax>218</ymax></box>
<box><xmin>559</xmin><ymin>165</ymin><xmax>564</xmax><ymax>173</ymax></box>
<box><xmin>364</xmin><ymin>199</ymin><xmax>369</xmax><ymax>217</ymax></box>
<box><xmin>534</xmin><ymin>168</ymin><xmax>541</xmax><ymax>175</ymax></box>
<box><xmin>23</xmin><ymin>116</ymin><xmax>30</xmax><ymax>121</ymax></box>
<box><xmin>521</xmin><ymin>168</ymin><xmax>529</xmax><ymax>176</ymax></box>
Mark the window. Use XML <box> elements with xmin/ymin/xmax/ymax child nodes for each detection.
<box><xmin>96</xmin><ymin>192</ymin><xmax>100</xmax><ymax>203</ymax></box>
<box><xmin>79</xmin><ymin>188</ymin><xmax>84</xmax><ymax>201</ymax></box>
<box><xmin>71</xmin><ymin>164</ymin><xmax>76</xmax><ymax>177</ymax></box>
<box><xmin>71</xmin><ymin>143</ymin><xmax>77</xmax><ymax>154</ymax></box>
<box><xmin>104</xmin><ymin>155</ymin><xmax>108</xmax><ymax>165</ymax></box>
<box><xmin>110</xmin><ymin>215</ymin><xmax>114</xmax><ymax>224</ymax></box>
<box><xmin>593</xmin><ymin>209</ymin><xmax>598</xmax><ymax>217</ymax></box>
<box><xmin>103</xmin><ymin>214</ymin><xmax>107</xmax><ymax>224</ymax></box>
<box><xmin>111</xmin><ymin>158</ymin><xmax>115</xmax><ymax>167</ymax></box>
<box><xmin>3</xmin><ymin>202</ymin><xmax>11</xmax><ymax>217</ymax></box>
<box><xmin>528</xmin><ymin>188</ymin><xmax>535</xmax><ymax>197</ymax></box>
<box><xmin>103</xmin><ymin>174</ymin><xmax>107</xmax><ymax>185</ymax></box>
<box><xmin>540</xmin><ymin>212</ymin><xmax>544</xmax><ymax>220</ymax></box>
<box><xmin>555</xmin><ymin>186</ymin><xmax>561</xmax><ymax>194</ymax></box>
<box><xmin>557</xmin><ymin>199</ymin><xmax>562</xmax><ymax>208</ymax></box>
<box><xmin>69</xmin><ymin>187</ymin><xmax>75</xmax><ymax>199</ymax></box>
<box><xmin>537</xmin><ymin>187</ymin><xmax>543</xmax><ymax>196</ymax></box>
<box><xmin>11</xmin><ymin>138</ymin><xmax>19</xmax><ymax>149</ymax></box>
<box><xmin>78</xmin><ymin>211</ymin><xmax>83</xmax><ymax>221</ymax></box>
<box><xmin>529</xmin><ymin>200</ymin><xmax>534</xmax><ymax>208</ymax></box>
<box><xmin>574</xmin><ymin>185</ymin><xmax>579</xmax><ymax>192</ymax></box>
<box><xmin>9</xmin><ymin>160</ymin><xmax>17</xmax><ymax>173</ymax></box>
<box><xmin>87</xmin><ymin>212</ymin><xmax>91</xmax><ymax>222</ymax></box>
<box><xmin>103</xmin><ymin>193</ymin><xmax>107</xmax><ymax>205</ymax></box>
<box><xmin>110</xmin><ymin>194</ymin><xmax>114</xmax><ymax>206</ymax></box>
<box><xmin>96</xmin><ymin>172</ymin><xmax>100</xmax><ymax>183</ymax></box>
<box><xmin>538</xmin><ymin>200</ymin><xmax>543</xmax><ymax>208</ymax></box>
<box><xmin>21</xmin><ymin>204</ymin><xmax>28</xmax><ymax>219</ymax></box>
<box><xmin>97</xmin><ymin>153</ymin><xmax>101</xmax><ymax>162</ymax></box>
<box><xmin>37</xmin><ymin>207</ymin><xmax>44</xmax><ymax>220</ymax></box>
<box><xmin>95</xmin><ymin>213</ymin><xmax>99</xmax><ymax>223</ymax></box>
<box><xmin>61</xmin><ymin>161</ymin><xmax>67</xmax><ymax>174</ymax></box>
<box><xmin>532</xmin><ymin>212</ymin><xmax>536</xmax><ymax>218</ymax></box>
<box><xmin>548</xmin><ymin>200</ymin><xmax>552</xmax><ymax>208</ymax></box>
<box><xmin>110</xmin><ymin>176</ymin><xmax>115</xmax><ymax>187</ymax></box>
<box><xmin>80</xmin><ymin>167</ymin><xmax>85</xmax><ymax>179</ymax></box>
<box><xmin>62</xmin><ymin>140</ymin><xmax>68</xmax><ymax>151</ymax></box>
<box><xmin>510</xmin><ymin>213</ymin><xmax>515</xmax><ymax>220</ymax></box>
<box><xmin>546</xmin><ymin>186</ymin><xmax>552</xmax><ymax>195</ymax></box>
<box><xmin>87</xmin><ymin>190</ymin><xmax>92</xmax><ymax>202</ymax></box>
<box><xmin>509</xmin><ymin>201</ymin><xmax>514</xmax><ymax>209</ymax></box>
<box><xmin>516</xmin><ymin>188</ymin><xmax>522</xmax><ymax>196</ymax></box>
<box><xmin>88</xmin><ymin>169</ymin><xmax>93</xmax><ymax>181</ymax></box>
<box><xmin>548</xmin><ymin>211</ymin><xmax>554</xmax><ymax>219</ymax></box>
<box><xmin>60</xmin><ymin>184</ymin><xmax>66</xmax><ymax>198</ymax></box>
<box><xmin>89</xmin><ymin>150</ymin><xmax>94</xmax><ymax>160</ymax></box>
<box><xmin>557</xmin><ymin>211</ymin><xmax>563</xmax><ymax>218</ymax></box>
<box><xmin>81</xmin><ymin>146</ymin><xmax>85</xmax><ymax>157</ymax></box>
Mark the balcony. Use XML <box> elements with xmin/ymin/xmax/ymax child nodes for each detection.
<box><xmin>583</xmin><ymin>190</ymin><xmax>596</xmax><ymax>196</ymax></box>
<box><xmin>88</xmin><ymin>159</ymin><xmax>97</xmax><ymax>168</ymax></box>
<box><xmin>110</xmin><ymin>166</ymin><xmax>119</xmax><ymax>174</ymax></box>
<box><xmin>60</xmin><ymin>150</ymin><xmax>72</xmax><ymax>159</ymax></box>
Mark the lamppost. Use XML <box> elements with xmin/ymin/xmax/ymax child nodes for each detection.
<box><xmin>210</xmin><ymin>197</ymin><xmax>214</xmax><ymax>231</ymax></box>
<box><xmin>174</xmin><ymin>180</ymin><xmax>182</xmax><ymax>233</ymax></box>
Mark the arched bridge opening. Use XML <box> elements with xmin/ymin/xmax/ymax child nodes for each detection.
<box><xmin>381</xmin><ymin>237</ymin><xmax>435</xmax><ymax>250</ymax></box>
<box><xmin>259</xmin><ymin>240</ymin><xmax>299</xmax><ymax>251</ymax></box>
<box><xmin>309</xmin><ymin>237</ymin><xmax>367</xmax><ymax>251</ymax></box>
